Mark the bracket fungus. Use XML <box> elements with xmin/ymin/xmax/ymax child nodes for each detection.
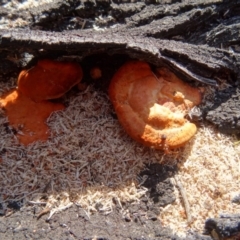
<box><xmin>0</xmin><ymin>90</ymin><xmax>65</xmax><ymax>145</ymax></box>
<box><xmin>0</xmin><ymin>59</ymin><xmax>83</xmax><ymax>145</ymax></box>
<box><xmin>108</xmin><ymin>61</ymin><xmax>202</xmax><ymax>151</ymax></box>
<box><xmin>18</xmin><ymin>59</ymin><xmax>83</xmax><ymax>102</ymax></box>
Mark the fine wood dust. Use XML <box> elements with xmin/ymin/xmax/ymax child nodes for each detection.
<box><xmin>0</xmin><ymin>77</ymin><xmax>239</xmax><ymax>235</ymax></box>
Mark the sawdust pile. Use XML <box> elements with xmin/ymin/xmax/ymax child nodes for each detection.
<box><xmin>0</xmin><ymin>77</ymin><xmax>240</xmax><ymax>234</ymax></box>
<box><xmin>0</xmin><ymin>78</ymin><xmax>163</xmax><ymax>215</ymax></box>
<box><xmin>161</xmin><ymin>126</ymin><xmax>240</xmax><ymax>234</ymax></box>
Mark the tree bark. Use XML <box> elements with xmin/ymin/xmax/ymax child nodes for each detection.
<box><xmin>0</xmin><ymin>0</ymin><xmax>240</xmax><ymax>133</ymax></box>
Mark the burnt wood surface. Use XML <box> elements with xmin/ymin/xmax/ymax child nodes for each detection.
<box><xmin>1</xmin><ymin>0</ymin><xmax>240</xmax><ymax>133</ymax></box>
<box><xmin>1</xmin><ymin>1</ymin><xmax>240</xmax><ymax>77</ymax></box>
<box><xmin>1</xmin><ymin>0</ymin><xmax>240</xmax><ymax>83</ymax></box>
<box><xmin>1</xmin><ymin>1</ymin><xmax>240</xmax><ymax>126</ymax></box>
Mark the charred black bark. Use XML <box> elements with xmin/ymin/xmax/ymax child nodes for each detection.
<box><xmin>0</xmin><ymin>29</ymin><xmax>238</xmax><ymax>85</ymax></box>
<box><xmin>1</xmin><ymin>0</ymin><xmax>240</xmax><ymax>134</ymax></box>
<box><xmin>205</xmin><ymin>214</ymin><xmax>240</xmax><ymax>239</ymax></box>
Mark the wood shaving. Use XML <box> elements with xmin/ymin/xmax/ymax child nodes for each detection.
<box><xmin>161</xmin><ymin>125</ymin><xmax>240</xmax><ymax>235</ymax></box>
<box><xmin>0</xmin><ymin>77</ymin><xmax>239</xmax><ymax>236</ymax></box>
<box><xmin>173</xmin><ymin>175</ymin><xmax>192</xmax><ymax>223</ymax></box>
<box><xmin>0</xmin><ymin>80</ymin><xmax>162</xmax><ymax>216</ymax></box>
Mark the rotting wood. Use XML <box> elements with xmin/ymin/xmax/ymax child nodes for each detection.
<box><xmin>1</xmin><ymin>1</ymin><xmax>240</xmax><ymax>133</ymax></box>
<box><xmin>0</xmin><ymin>29</ymin><xmax>237</xmax><ymax>85</ymax></box>
<box><xmin>173</xmin><ymin>175</ymin><xmax>192</xmax><ymax>224</ymax></box>
<box><xmin>37</xmin><ymin>207</ymin><xmax>51</xmax><ymax>220</ymax></box>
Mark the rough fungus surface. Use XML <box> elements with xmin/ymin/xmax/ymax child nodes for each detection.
<box><xmin>0</xmin><ymin>59</ymin><xmax>83</xmax><ymax>145</ymax></box>
<box><xmin>18</xmin><ymin>59</ymin><xmax>83</xmax><ymax>102</ymax></box>
<box><xmin>0</xmin><ymin>0</ymin><xmax>240</xmax><ymax>240</ymax></box>
<box><xmin>0</xmin><ymin>89</ymin><xmax>65</xmax><ymax>145</ymax></box>
<box><xmin>109</xmin><ymin>61</ymin><xmax>201</xmax><ymax>150</ymax></box>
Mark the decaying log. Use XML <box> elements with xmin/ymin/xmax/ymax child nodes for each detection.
<box><xmin>0</xmin><ymin>0</ymin><xmax>240</xmax><ymax>133</ymax></box>
<box><xmin>0</xmin><ymin>29</ymin><xmax>238</xmax><ymax>85</ymax></box>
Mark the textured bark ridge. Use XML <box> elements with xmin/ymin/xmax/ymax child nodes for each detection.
<box><xmin>205</xmin><ymin>87</ymin><xmax>240</xmax><ymax>134</ymax></box>
<box><xmin>205</xmin><ymin>214</ymin><xmax>240</xmax><ymax>240</ymax></box>
<box><xmin>0</xmin><ymin>0</ymin><xmax>240</xmax><ymax>132</ymax></box>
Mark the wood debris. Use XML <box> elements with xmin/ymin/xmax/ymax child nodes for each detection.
<box><xmin>0</xmin><ymin>77</ymin><xmax>239</xmax><ymax>236</ymax></box>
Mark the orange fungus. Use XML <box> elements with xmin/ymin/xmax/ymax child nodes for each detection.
<box><xmin>0</xmin><ymin>90</ymin><xmax>65</xmax><ymax>145</ymax></box>
<box><xmin>18</xmin><ymin>59</ymin><xmax>83</xmax><ymax>102</ymax></box>
<box><xmin>0</xmin><ymin>59</ymin><xmax>83</xmax><ymax>145</ymax></box>
<box><xmin>108</xmin><ymin>61</ymin><xmax>202</xmax><ymax>151</ymax></box>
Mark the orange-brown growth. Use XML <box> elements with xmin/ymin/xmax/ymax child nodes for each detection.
<box><xmin>109</xmin><ymin>61</ymin><xmax>202</xmax><ymax>151</ymax></box>
<box><xmin>0</xmin><ymin>59</ymin><xmax>83</xmax><ymax>145</ymax></box>
<box><xmin>18</xmin><ymin>59</ymin><xmax>83</xmax><ymax>102</ymax></box>
<box><xmin>90</xmin><ymin>67</ymin><xmax>102</xmax><ymax>80</ymax></box>
<box><xmin>0</xmin><ymin>90</ymin><xmax>65</xmax><ymax>145</ymax></box>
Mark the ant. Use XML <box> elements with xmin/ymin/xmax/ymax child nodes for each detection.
<box><xmin>159</xmin><ymin>134</ymin><xmax>170</xmax><ymax>154</ymax></box>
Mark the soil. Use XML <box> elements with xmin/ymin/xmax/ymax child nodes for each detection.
<box><xmin>0</xmin><ymin>164</ymin><xmax>212</xmax><ymax>240</ymax></box>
